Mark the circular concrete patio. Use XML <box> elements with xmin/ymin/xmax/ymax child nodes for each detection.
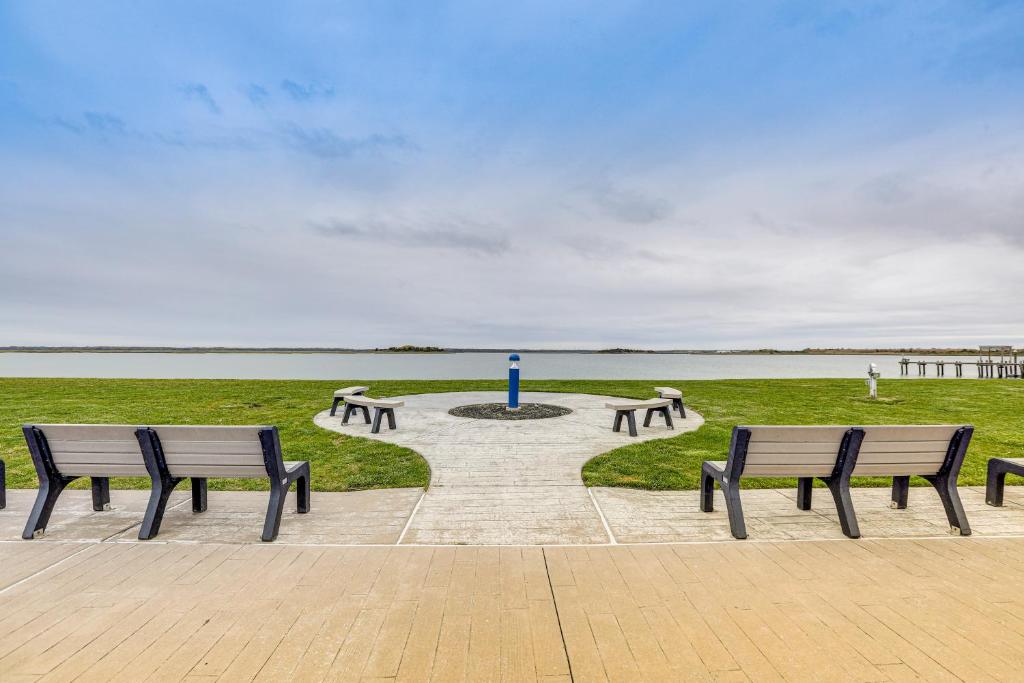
<box><xmin>315</xmin><ymin>391</ymin><xmax>704</xmax><ymax>544</ymax></box>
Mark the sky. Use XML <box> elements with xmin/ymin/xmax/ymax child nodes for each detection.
<box><xmin>1</xmin><ymin>1</ymin><xmax>1023</xmax><ymax>350</ymax></box>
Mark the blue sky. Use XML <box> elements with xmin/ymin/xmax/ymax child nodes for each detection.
<box><xmin>1</xmin><ymin>1</ymin><xmax>1023</xmax><ymax>348</ymax></box>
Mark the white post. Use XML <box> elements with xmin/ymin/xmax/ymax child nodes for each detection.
<box><xmin>866</xmin><ymin>363</ymin><xmax>879</xmax><ymax>399</ymax></box>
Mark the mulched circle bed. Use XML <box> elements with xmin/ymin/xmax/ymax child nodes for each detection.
<box><xmin>448</xmin><ymin>402</ymin><xmax>572</xmax><ymax>420</ymax></box>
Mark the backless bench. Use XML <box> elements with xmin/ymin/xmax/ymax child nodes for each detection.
<box><xmin>605</xmin><ymin>398</ymin><xmax>674</xmax><ymax>437</ymax></box>
<box><xmin>330</xmin><ymin>385</ymin><xmax>370</xmax><ymax>417</ymax></box>
<box><xmin>338</xmin><ymin>395</ymin><xmax>404</xmax><ymax>434</ymax></box>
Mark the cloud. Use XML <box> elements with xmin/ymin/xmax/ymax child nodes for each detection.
<box><xmin>280</xmin><ymin>79</ymin><xmax>334</xmax><ymax>101</ymax></box>
<box><xmin>246</xmin><ymin>83</ymin><xmax>270</xmax><ymax>106</ymax></box>
<box><xmin>180</xmin><ymin>82</ymin><xmax>221</xmax><ymax>114</ymax></box>
<box><xmin>282</xmin><ymin>124</ymin><xmax>414</xmax><ymax>158</ymax></box>
<box><xmin>311</xmin><ymin>217</ymin><xmax>510</xmax><ymax>255</ymax></box>
<box><xmin>584</xmin><ymin>180</ymin><xmax>673</xmax><ymax>224</ymax></box>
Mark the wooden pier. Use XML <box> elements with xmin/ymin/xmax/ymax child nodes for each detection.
<box><xmin>899</xmin><ymin>346</ymin><xmax>1022</xmax><ymax>378</ymax></box>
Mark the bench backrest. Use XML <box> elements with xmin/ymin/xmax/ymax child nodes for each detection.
<box><xmin>143</xmin><ymin>426</ymin><xmax>280</xmax><ymax>480</ymax></box>
<box><xmin>852</xmin><ymin>425</ymin><xmax>969</xmax><ymax>477</ymax></box>
<box><xmin>23</xmin><ymin>424</ymin><xmax>147</xmax><ymax>478</ymax></box>
<box><xmin>733</xmin><ymin>426</ymin><xmax>857</xmax><ymax>478</ymax></box>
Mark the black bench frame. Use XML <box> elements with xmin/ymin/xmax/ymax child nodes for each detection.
<box><xmin>136</xmin><ymin>426</ymin><xmax>310</xmax><ymax>542</ymax></box>
<box><xmin>985</xmin><ymin>457</ymin><xmax>1024</xmax><ymax>507</ymax></box>
<box><xmin>340</xmin><ymin>402</ymin><xmax>372</xmax><ymax>426</ymax></box>
<box><xmin>700</xmin><ymin>427</ymin><xmax>864</xmax><ymax>540</ymax></box>
<box><xmin>330</xmin><ymin>388</ymin><xmax>367</xmax><ymax>417</ymax></box>
<box><xmin>22</xmin><ymin>425</ymin><xmax>122</xmax><ymax>539</ymax></box>
<box><xmin>612</xmin><ymin>405</ymin><xmax>673</xmax><ymax>437</ymax></box>
<box><xmin>886</xmin><ymin>425</ymin><xmax>973</xmax><ymax>535</ymax></box>
<box><xmin>0</xmin><ymin>458</ymin><xmax>5</xmax><ymax>510</ymax></box>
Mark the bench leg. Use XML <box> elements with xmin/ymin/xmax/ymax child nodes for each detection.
<box><xmin>674</xmin><ymin>398</ymin><xmax>686</xmax><ymax>418</ymax></box>
<box><xmin>0</xmin><ymin>460</ymin><xmax>4</xmax><ymax>510</ymax></box>
<box><xmin>626</xmin><ymin>411</ymin><xmax>638</xmax><ymax>437</ymax></box>
<box><xmin>91</xmin><ymin>477</ymin><xmax>111</xmax><ymax>511</ymax></box>
<box><xmin>925</xmin><ymin>474</ymin><xmax>971</xmax><ymax>536</ymax></box>
<box><xmin>612</xmin><ymin>411</ymin><xmax>624</xmax><ymax>432</ymax></box>
<box><xmin>295</xmin><ymin>465</ymin><xmax>311</xmax><ymax>514</ymax></box>
<box><xmin>722</xmin><ymin>481</ymin><xmax>747</xmax><ymax>539</ymax></box>
<box><xmin>986</xmin><ymin>461</ymin><xmax>1006</xmax><ymax>507</ymax></box>
<box><xmin>341</xmin><ymin>403</ymin><xmax>355</xmax><ymax>424</ymax></box>
<box><xmin>385</xmin><ymin>408</ymin><xmax>397</xmax><ymax>430</ymax></box>
<box><xmin>700</xmin><ymin>470</ymin><xmax>715</xmax><ymax>512</ymax></box>
<box><xmin>661</xmin><ymin>406</ymin><xmax>674</xmax><ymax>429</ymax></box>
<box><xmin>643</xmin><ymin>408</ymin><xmax>654</xmax><ymax>427</ymax></box>
<box><xmin>262</xmin><ymin>481</ymin><xmax>288</xmax><ymax>542</ymax></box>
<box><xmin>360</xmin><ymin>406</ymin><xmax>371</xmax><ymax>424</ymax></box>
<box><xmin>23</xmin><ymin>477</ymin><xmax>73</xmax><ymax>539</ymax></box>
<box><xmin>139</xmin><ymin>475</ymin><xmax>182</xmax><ymax>540</ymax></box>
<box><xmin>329</xmin><ymin>397</ymin><xmax>343</xmax><ymax>417</ymax></box>
<box><xmin>371</xmin><ymin>408</ymin><xmax>384</xmax><ymax>434</ymax></box>
<box><xmin>191</xmin><ymin>478</ymin><xmax>208</xmax><ymax>513</ymax></box>
<box><xmin>823</xmin><ymin>476</ymin><xmax>860</xmax><ymax>539</ymax></box>
<box><xmin>797</xmin><ymin>477</ymin><xmax>813</xmax><ymax>510</ymax></box>
<box><xmin>890</xmin><ymin>476</ymin><xmax>910</xmax><ymax>509</ymax></box>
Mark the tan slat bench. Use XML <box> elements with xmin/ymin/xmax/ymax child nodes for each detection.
<box><xmin>22</xmin><ymin>423</ymin><xmax>310</xmax><ymax>542</ymax></box>
<box><xmin>137</xmin><ymin>426</ymin><xmax>310</xmax><ymax>542</ymax></box>
<box><xmin>701</xmin><ymin>424</ymin><xmax>975</xmax><ymax>539</ymax></box>
<box><xmin>653</xmin><ymin>386</ymin><xmax>686</xmax><ymax>417</ymax></box>
<box><xmin>605</xmin><ymin>398</ymin><xmax>674</xmax><ymax>437</ymax></box>
<box><xmin>986</xmin><ymin>457</ymin><xmax>1024</xmax><ymax>507</ymax></box>
<box><xmin>338</xmin><ymin>395</ymin><xmax>405</xmax><ymax>433</ymax></box>
<box><xmin>701</xmin><ymin>426</ymin><xmax>862</xmax><ymax>539</ymax></box>
<box><xmin>329</xmin><ymin>385</ymin><xmax>370</xmax><ymax>417</ymax></box>
<box><xmin>21</xmin><ymin>424</ymin><xmax>150</xmax><ymax>539</ymax></box>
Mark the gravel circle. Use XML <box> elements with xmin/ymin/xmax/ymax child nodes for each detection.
<box><xmin>448</xmin><ymin>402</ymin><xmax>572</xmax><ymax>420</ymax></box>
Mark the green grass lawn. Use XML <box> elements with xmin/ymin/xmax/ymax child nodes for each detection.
<box><xmin>1</xmin><ymin>377</ymin><xmax>1021</xmax><ymax>492</ymax></box>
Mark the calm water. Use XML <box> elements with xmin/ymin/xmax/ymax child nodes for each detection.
<box><xmin>0</xmin><ymin>352</ymin><xmax>976</xmax><ymax>380</ymax></box>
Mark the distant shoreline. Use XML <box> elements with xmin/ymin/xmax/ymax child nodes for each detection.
<box><xmin>0</xmin><ymin>346</ymin><xmax>1004</xmax><ymax>356</ymax></box>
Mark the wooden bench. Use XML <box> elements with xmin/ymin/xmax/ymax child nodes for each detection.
<box><xmin>329</xmin><ymin>385</ymin><xmax>370</xmax><ymax>417</ymax></box>
<box><xmin>852</xmin><ymin>425</ymin><xmax>973</xmax><ymax>536</ymax></box>
<box><xmin>339</xmin><ymin>395</ymin><xmax>405</xmax><ymax>434</ymax></box>
<box><xmin>985</xmin><ymin>457</ymin><xmax>1024</xmax><ymax>507</ymax></box>
<box><xmin>605</xmin><ymin>398</ymin><xmax>673</xmax><ymax>437</ymax></box>
<box><xmin>653</xmin><ymin>386</ymin><xmax>686</xmax><ymax>417</ymax></box>
<box><xmin>21</xmin><ymin>424</ymin><xmax>150</xmax><ymax>539</ymax></box>
<box><xmin>701</xmin><ymin>426</ymin><xmax>862</xmax><ymax>539</ymax></box>
<box><xmin>137</xmin><ymin>426</ymin><xmax>310</xmax><ymax>542</ymax></box>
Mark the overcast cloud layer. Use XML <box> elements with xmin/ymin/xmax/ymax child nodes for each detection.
<box><xmin>1</xmin><ymin>2</ymin><xmax>1023</xmax><ymax>349</ymax></box>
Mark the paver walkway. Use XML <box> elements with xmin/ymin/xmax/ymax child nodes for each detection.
<box><xmin>315</xmin><ymin>391</ymin><xmax>704</xmax><ymax>544</ymax></box>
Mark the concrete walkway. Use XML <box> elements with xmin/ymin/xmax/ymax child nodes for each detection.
<box><xmin>315</xmin><ymin>391</ymin><xmax>704</xmax><ymax>544</ymax></box>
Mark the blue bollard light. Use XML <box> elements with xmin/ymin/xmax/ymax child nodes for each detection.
<box><xmin>507</xmin><ymin>353</ymin><xmax>520</xmax><ymax>410</ymax></box>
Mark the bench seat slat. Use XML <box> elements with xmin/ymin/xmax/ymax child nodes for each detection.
<box><xmin>860</xmin><ymin>426</ymin><xmax>960</xmax><ymax>441</ymax></box>
<box><xmin>56</xmin><ymin>464</ymin><xmax>149</xmax><ymax>476</ymax></box>
<box><xmin>742</xmin><ymin>464</ymin><xmax>837</xmax><ymax>476</ymax></box>
<box><xmin>160</xmin><ymin>442</ymin><xmax>264</xmax><ymax>455</ymax></box>
<box><xmin>33</xmin><ymin>424</ymin><xmax>141</xmax><ymax>441</ymax></box>
<box><xmin>165</xmin><ymin>465</ymin><xmax>268</xmax><ymax>478</ymax></box>
<box><xmin>851</xmin><ymin>463</ymin><xmax>944</xmax><ymax>476</ymax></box>
<box><xmin>148</xmin><ymin>426</ymin><xmax>271</xmax><ymax>441</ymax></box>
<box><xmin>744</xmin><ymin>426</ymin><xmax>851</xmax><ymax>443</ymax></box>
<box><xmin>855</xmin><ymin>451</ymin><xmax>947</xmax><ymax>465</ymax></box>
<box><xmin>744</xmin><ymin>452</ymin><xmax>840</xmax><ymax>466</ymax></box>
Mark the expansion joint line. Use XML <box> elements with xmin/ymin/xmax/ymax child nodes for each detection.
<box><xmin>543</xmin><ymin>547</ymin><xmax>576</xmax><ymax>682</ymax></box>
<box><xmin>587</xmin><ymin>487</ymin><xmax>617</xmax><ymax>544</ymax></box>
